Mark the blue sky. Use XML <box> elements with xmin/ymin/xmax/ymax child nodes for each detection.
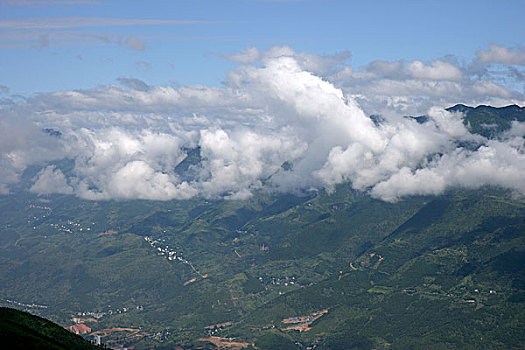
<box><xmin>1</xmin><ymin>0</ymin><xmax>524</xmax><ymax>95</ymax></box>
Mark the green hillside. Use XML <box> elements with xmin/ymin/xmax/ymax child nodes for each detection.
<box><xmin>447</xmin><ymin>104</ymin><xmax>525</xmax><ymax>138</ymax></box>
<box><xmin>0</xmin><ymin>307</ymin><xmax>102</xmax><ymax>349</ymax></box>
<box><xmin>1</xmin><ymin>187</ymin><xmax>523</xmax><ymax>349</ymax></box>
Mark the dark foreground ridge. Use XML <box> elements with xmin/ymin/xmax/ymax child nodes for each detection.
<box><xmin>0</xmin><ymin>307</ymin><xmax>103</xmax><ymax>350</ymax></box>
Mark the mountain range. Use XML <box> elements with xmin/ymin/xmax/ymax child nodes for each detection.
<box><xmin>0</xmin><ymin>105</ymin><xmax>523</xmax><ymax>349</ymax></box>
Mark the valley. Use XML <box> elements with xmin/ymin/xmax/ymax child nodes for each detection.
<box><xmin>1</xmin><ymin>184</ymin><xmax>523</xmax><ymax>349</ymax></box>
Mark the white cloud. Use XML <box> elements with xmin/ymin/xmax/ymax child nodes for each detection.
<box><xmin>427</xmin><ymin>107</ymin><xmax>470</xmax><ymax>139</ymax></box>
<box><xmin>0</xmin><ymin>110</ymin><xmax>67</xmax><ymax>193</ymax></box>
<box><xmin>330</xmin><ymin>59</ymin><xmax>523</xmax><ymax>117</ymax></box>
<box><xmin>477</xmin><ymin>44</ymin><xmax>525</xmax><ymax>66</ymax></box>
<box><xmin>367</xmin><ymin>60</ymin><xmax>404</xmax><ymax>79</ymax></box>
<box><xmin>66</xmin><ymin>128</ymin><xmax>194</xmax><ymax>200</ymax></box>
<box><xmin>30</xmin><ymin>166</ymin><xmax>73</xmax><ymax>194</ymax></box>
<box><xmin>225</xmin><ymin>46</ymin><xmax>351</xmax><ymax>77</ymax></box>
<box><xmin>405</xmin><ymin>60</ymin><xmax>462</xmax><ymax>81</ymax></box>
<box><xmin>472</xmin><ymin>80</ymin><xmax>513</xmax><ymax>98</ymax></box>
<box><xmin>84</xmin><ymin>160</ymin><xmax>196</xmax><ymax>200</ymax></box>
<box><xmin>1</xmin><ymin>46</ymin><xmax>524</xmax><ymax>202</ymax></box>
<box><xmin>370</xmin><ymin>138</ymin><xmax>525</xmax><ymax>202</ymax></box>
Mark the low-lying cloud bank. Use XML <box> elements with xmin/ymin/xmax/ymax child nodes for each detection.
<box><xmin>1</xmin><ymin>46</ymin><xmax>524</xmax><ymax>201</ymax></box>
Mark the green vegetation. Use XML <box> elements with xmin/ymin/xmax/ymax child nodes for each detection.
<box><xmin>447</xmin><ymin>104</ymin><xmax>525</xmax><ymax>138</ymax></box>
<box><xmin>0</xmin><ymin>307</ymin><xmax>102</xmax><ymax>349</ymax></box>
<box><xmin>255</xmin><ymin>332</ymin><xmax>298</xmax><ymax>350</ymax></box>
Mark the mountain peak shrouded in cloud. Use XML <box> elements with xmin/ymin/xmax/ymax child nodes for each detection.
<box><xmin>0</xmin><ymin>47</ymin><xmax>524</xmax><ymax>201</ymax></box>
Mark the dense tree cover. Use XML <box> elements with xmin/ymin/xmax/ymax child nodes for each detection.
<box><xmin>0</xmin><ymin>307</ymin><xmax>103</xmax><ymax>349</ymax></box>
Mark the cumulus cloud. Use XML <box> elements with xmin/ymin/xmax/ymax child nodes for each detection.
<box><xmin>225</xmin><ymin>46</ymin><xmax>351</xmax><ymax>77</ymax></box>
<box><xmin>367</xmin><ymin>60</ymin><xmax>404</xmax><ymax>79</ymax></box>
<box><xmin>355</xmin><ymin>59</ymin><xmax>463</xmax><ymax>82</ymax></box>
<box><xmin>477</xmin><ymin>44</ymin><xmax>525</xmax><ymax>66</ymax></box>
<box><xmin>370</xmin><ymin>137</ymin><xmax>525</xmax><ymax>202</ymax></box>
<box><xmin>30</xmin><ymin>166</ymin><xmax>73</xmax><ymax>194</ymax></box>
<box><xmin>329</xmin><ymin>50</ymin><xmax>524</xmax><ymax>117</ymax></box>
<box><xmin>0</xmin><ymin>110</ymin><xmax>67</xmax><ymax>193</ymax></box>
<box><xmin>0</xmin><ymin>46</ymin><xmax>524</xmax><ymax>202</ymax></box>
<box><xmin>67</xmin><ymin>128</ymin><xmax>195</xmax><ymax>200</ymax></box>
<box><xmin>405</xmin><ymin>60</ymin><xmax>462</xmax><ymax>81</ymax></box>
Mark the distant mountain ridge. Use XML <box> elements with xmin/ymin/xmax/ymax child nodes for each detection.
<box><xmin>447</xmin><ymin>104</ymin><xmax>525</xmax><ymax>138</ymax></box>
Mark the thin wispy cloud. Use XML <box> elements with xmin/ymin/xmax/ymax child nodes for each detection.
<box><xmin>0</xmin><ymin>16</ymin><xmax>223</xmax><ymax>50</ymax></box>
<box><xmin>0</xmin><ymin>17</ymin><xmax>218</xmax><ymax>30</ymax></box>
<box><xmin>253</xmin><ymin>0</ymin><xmax>313</xmax><ymax>2</ymax></box>
<box><xmin>0</xmin><ymin>29</ymin><xmax>139</xmax><ymax>50</ymax></box>
<box><xmin>0</xmin><ymin>0</ymin><xmax>97</xmax><ymax>5</ymax></box>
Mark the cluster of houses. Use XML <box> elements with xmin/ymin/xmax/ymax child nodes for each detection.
<box><xmin>256</xmin><ymin>275</ymin><xmax>302</xmax><ymax>296</ymax></box>
<box><xmin>144</xmin><ymin>236</ymin><xmax>190</xmax><ymax>264</ymax></box>
<box><xmin>204</xmin><ymin>321</ymin><xmax>232</xmax><ymax>336</ymax></box>
<box><xmin>262</xmin><ymin>275</ymin><xmax>298</xmax><ymax>287</ymax></box>
<box><xmin>28</xmin><ymin>204</ymin><xmax>52</xmax><ymax>211</ymax></box>
<box><xmin>3</xmin><ymin>298</ymin><xmax>48</xmax><ymax>309</ymax></box>
<box><xmin>144</xmin><ymin>236</ymin><xmax>206</xmax><ymax>278</ymax></box>
<box><xmin>48</xmin><ymin>221</ymin><xmax>92</xmax><ymax>234</ymax></box>
<box><xmin>27</xmin><ymin>202</ymin><xmax>96</xmax><ymax>234</ymax></box>
<box><xmin>75</xmin><ymin>305</ymin><xmax>144</xmax><ymax>320</ymax></box>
